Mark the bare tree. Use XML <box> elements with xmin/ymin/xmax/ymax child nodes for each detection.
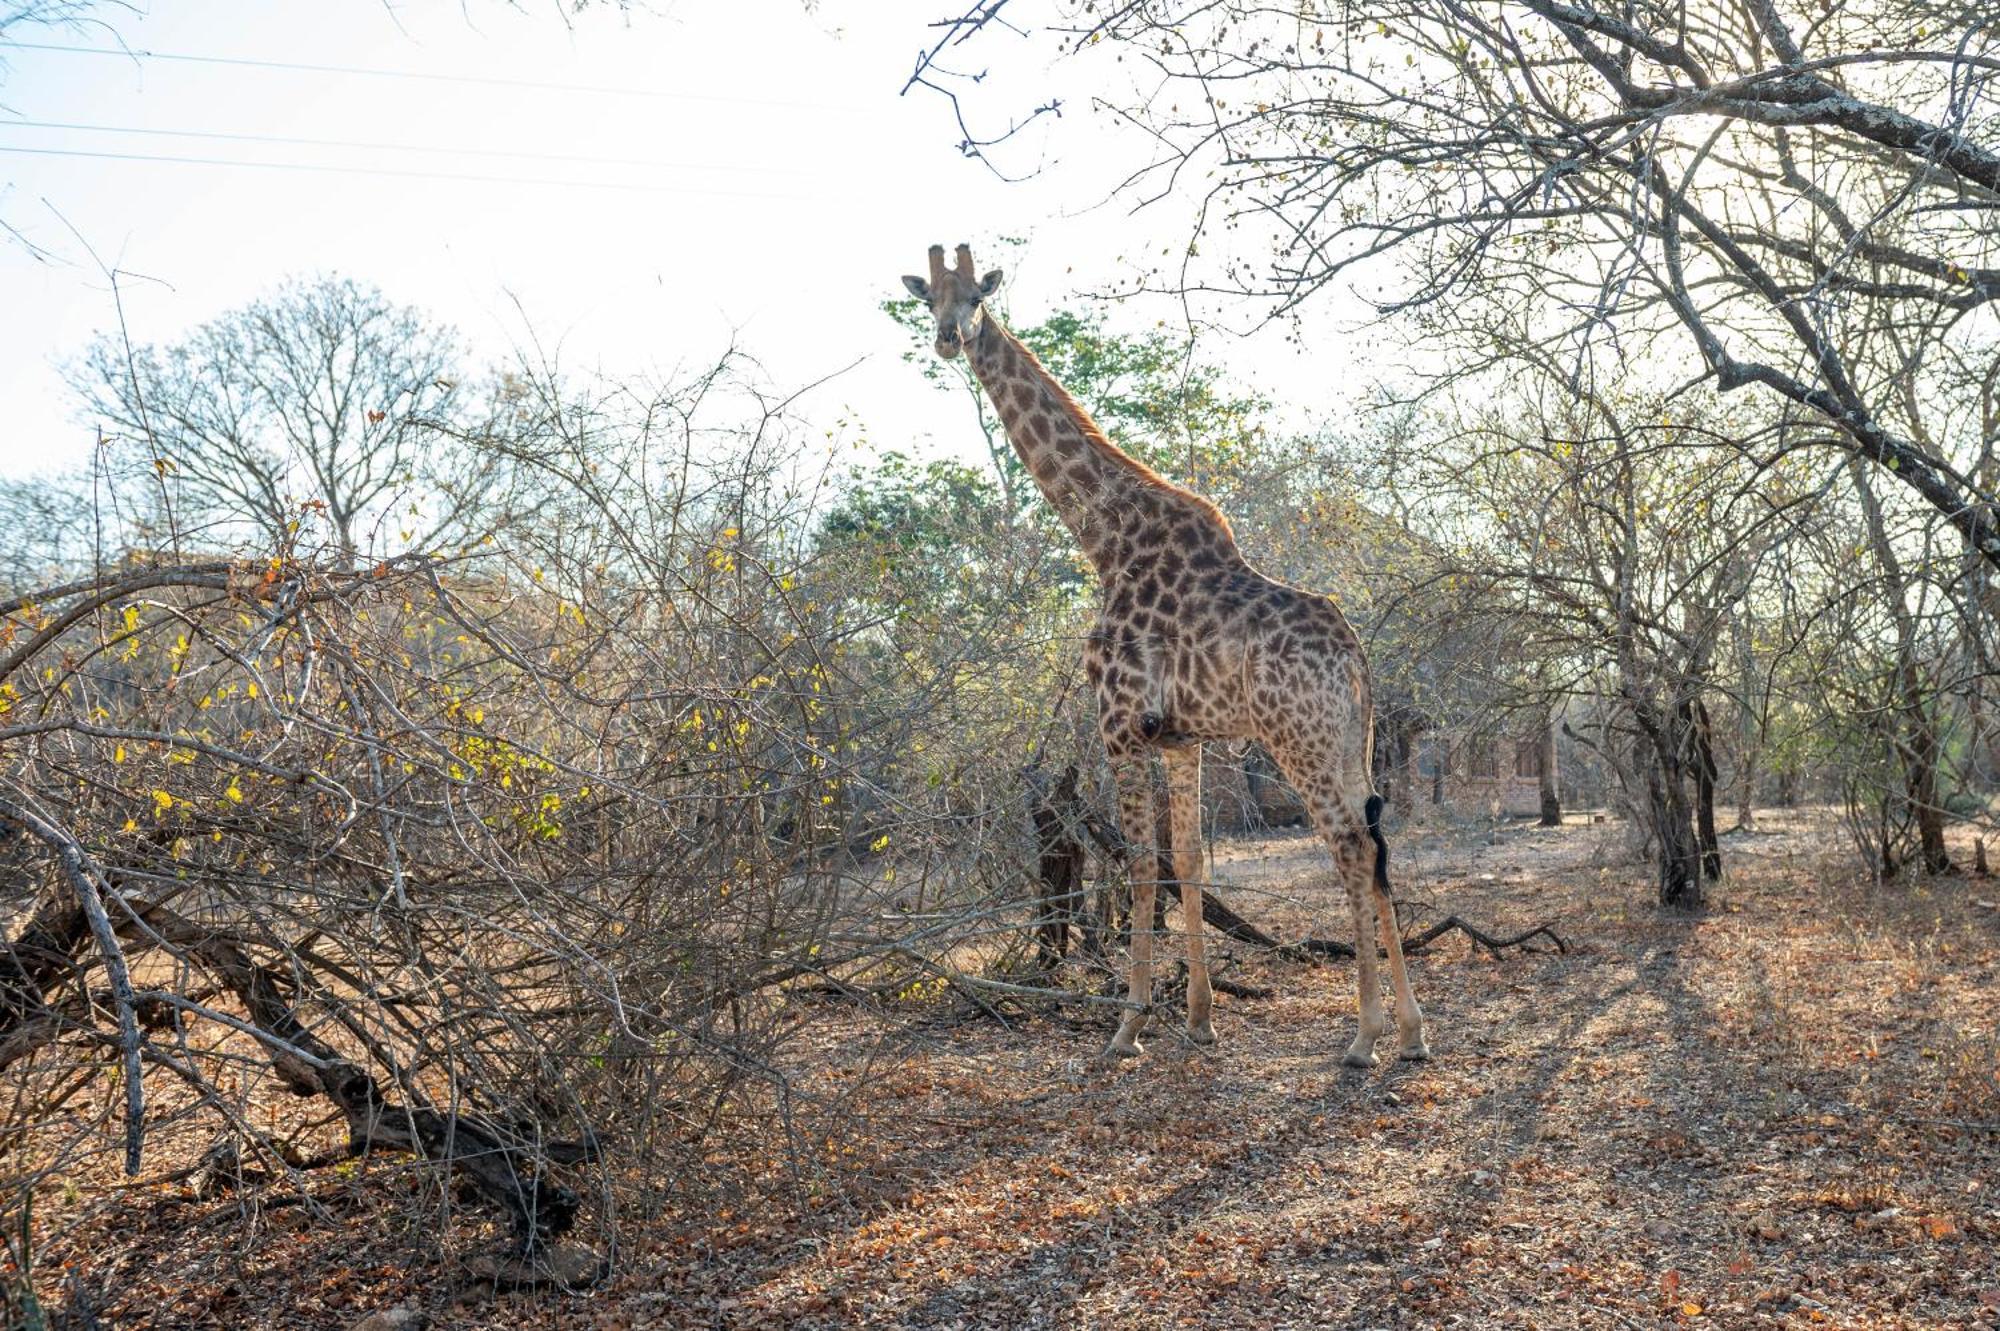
<box><xmin>933</xmin><ymin>0</ymin><xmax>2000</xmax><ymax>570</ymax></box>
<box><xmin>0</xmin><ymin>473</ymin><xmax>97</xmax><ymax>592</ymax></box>
<box><xmin>69</xmin><ymin>275</ymin><xmax>502</xmax><ymax>565</ymax></box>
<box><xmin>1368</xmin><ymin>355</ymin><xmax>1811</xmax><ymax>904</ymax></box>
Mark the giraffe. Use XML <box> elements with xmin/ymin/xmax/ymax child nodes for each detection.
<box><xmin>900</xmin><ymin>243</ymin><xmax>1428</xmax><ymax>1067</ymax></box>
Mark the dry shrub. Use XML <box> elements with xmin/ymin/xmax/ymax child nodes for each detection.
<box><xmin>0</xmin><ymin>358</ymin><xmax>1095</xmax><ymax>1297</ymax></box>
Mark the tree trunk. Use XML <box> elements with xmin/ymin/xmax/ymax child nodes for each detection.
<box><xmin>1685</xmin><ymin>697</ymin><xmax>1722</xmax><ymax>881</ymax></box>
<box><xmin>1848</xmin><ymin>458</ymin><xmax>1954</xmax><ymax>876</ymax></box>
<box><xmin>1537</xmin><ymin>716</ymin><xmax>1562</xmax><ymax>826</ymax></box>
<box><xmin>1241</xmin><ymin>744</ymin><xmax>1273</xmax><ymax>831</ymax></box>
<box><xmin>0</xmin><ymin>886</ymin><xmax>87</xmax><ymax>1071</ymax></box>
<box><xmin>1030</xmin><ymin>766</ymin><xmax>1087</xmax><ymax>969</ymax></box>
<box><xmin>1650</xmin><ymin>761</ymin><xmax>1706</xmax><ymax>909</ymax></box>
<box><xmin>1634</xmin><ymin>699</ymin><xmax>1705</xmax><ymax>910</ymax></box>
<box><xmin>1880</xmin><ymin>792</ymin><xmax>1901</xmax><ymax>882</ymax></box>
<box><xmin>1904</xmin><ymin>686</ymin><xmax>1953</xmax><ymax>875</ymax></box>
<box><xmin>1394</xmin><ymin>731</ymin><xmax>1417</xmax><ymax>818</ymax></box>
<box><xmin>1734</xmin><ymin>748</ymin><xmax>1759</xmax><ymax>833</ymax></box>
<box><xmin>1731</xmin><ymin>608</ymin><xmax>1759</xmax><ymax>831</ymax></box>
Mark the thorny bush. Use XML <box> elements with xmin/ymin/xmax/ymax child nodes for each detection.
<box><xmin>0</xmin><ymin>357</ymin><xmax>1101</xmax><ymax>1299</ymax></box>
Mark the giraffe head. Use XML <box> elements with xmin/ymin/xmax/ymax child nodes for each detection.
<box><xmin>901</xmin><ymin>243</ymin><xmax>1003</xmax><ymax>360</ymax></box>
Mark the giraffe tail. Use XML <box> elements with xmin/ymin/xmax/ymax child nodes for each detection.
<box><xmin>1364</xmin><ymin>793</ymin><xmax>1392</xmax><ymax>896</ymax></box>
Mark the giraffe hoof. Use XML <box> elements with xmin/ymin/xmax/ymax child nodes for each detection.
<box><xmin>1398</xmin><ymin>1042</ymin><xmax>1432</xmax><ymax>1063</ymax></box>
<box><xmin>1341</xmin><ymin>1048</ymin><xmax>1379</xmax><ymax>1069</ymax></box>
<box><xmin>1186</xmin><ymin>1019</ymin><xmax>1217</xmax><ymax>1047</ymax></box>
<box><xmin>1101</xmin><ymin>1037</ymin><xmax>1144</xmax><ymax>1062</ymax></box>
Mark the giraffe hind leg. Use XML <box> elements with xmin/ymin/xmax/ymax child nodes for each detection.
<box><xmin>1366</xmin><ymin>794</ymin><xmax>1429</xmax><ymax>1060</ymax></box>
<box><xmin>1324</xmin><ymin>799</ymin><xmax>1389</xmax><ymax>1068</ymax></box>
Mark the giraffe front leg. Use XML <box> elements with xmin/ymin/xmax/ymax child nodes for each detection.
<box><xmin>1308</xmin><ymin>806</ymin><xmax>1388</xmax><ymax>1069</ymax></box>
<box><xmin>1103</xmin><ymin>749</ymin><xmax>1158</xmax><ymax>1060</ymax></box>
<box><xmin>1163</xmin><ymin>746</ymin><xmax>1215</xmax><ymax>1047</ymax></box>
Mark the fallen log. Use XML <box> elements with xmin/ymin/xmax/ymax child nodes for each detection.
<box><xmin>3</xmin><ymin>799</ymin><xmax>600</xmax><ymax>1253</ymax></box>
<box><xmin>0</xmin><ymin>884</ymin><xmax>88</xmax><ymax>1074</ymax></box>
<box><xmin>1198</xmin><ymin>889</ymin><xmax>1565</xmax><ymax>960</ymax></box>
<box><xmin>1403</xmin><ymin>914</ymin><xmax>1568</xmax><ymax>956</ymax></box>
<box><xmin>1208</xmin><ymin>974</ymin><xmax>1274</xmax><ymax>1000</ymax></box>
<box><xmin>1045</xmin><ymin>801</ymin><xmax>1565</xmax><ymax>963</ymax></box>
<box><xmin>120</xmin><ymin>896</ymin><xmax>598</xmax><ymax>1252</ymax></box>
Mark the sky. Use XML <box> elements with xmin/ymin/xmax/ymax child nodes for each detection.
<box><xmin>0</xmin><ymin>1</ymin><xmax>1368</xmax><ymax>484</ymax></box>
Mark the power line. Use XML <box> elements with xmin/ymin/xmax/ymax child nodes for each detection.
<box><xmin>0</xmin><ymin>117</ymin><xmax>799</xmax><ymax>177</ymax></box>
<box><xmin>0</xmin><ymin>143</ymin><xmax>803</xmax><ymax>198</ymax></box>
<box><xmin>0</xmin><ymin>39</ymin><xmax>858</xmax><ymax>114</ymax></box>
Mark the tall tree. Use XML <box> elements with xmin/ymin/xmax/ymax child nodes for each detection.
<box><xmin>0</xmin><ymin>474</ymin><xmax>95</xmax><ymax>592</ymax></box>
<box><xmin>1377</xmin><ymin>358</ymin><xmax>1801</xmax><ymax>905</ymax></box>
<box><xmin>70</xmin><ymin>275</ymin><xmax>497</xmax><ymax>564</ymax></box>
<box><xmin>931</xmin><ymin>0</ymin><xmax>2000</xmax><ymax>570</ymax></box>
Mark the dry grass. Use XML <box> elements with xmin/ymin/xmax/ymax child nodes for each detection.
<box><xmin>16</xmin><ymin>810</ymin><xmax>2000</xmax><ymax>1329</ymax></box>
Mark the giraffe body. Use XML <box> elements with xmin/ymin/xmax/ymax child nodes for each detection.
<box><xmin>901</xmin><ymin>245</ymin><xmax>1427</xmax><ymax>1066</ymax></box>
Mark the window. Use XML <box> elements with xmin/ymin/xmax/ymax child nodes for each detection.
<box><xmin>1515</xmin><ymin>741</ymin><xmax>1543</xmax><ymax>779</ymax></box>
<box><xmin>1465</xmin><ymin>740</ymin><xmax>1498</xmax><ymax>780</ymax></box>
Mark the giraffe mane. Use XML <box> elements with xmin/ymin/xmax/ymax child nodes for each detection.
<box><xmin>1009</xmin><ymin>329</ymin><xmax>1238</xmax><ymax>543</ymax></box>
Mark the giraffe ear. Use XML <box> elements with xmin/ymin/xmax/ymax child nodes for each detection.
<box><xmin>901</xmin><ymin>275</ymin><xmax>932</xmax><ymax>300</ymax></box>
<box><xmin>978</xmin><ymin>269</ymin><xmax>1004</xmax><ymax>298</ymax></box>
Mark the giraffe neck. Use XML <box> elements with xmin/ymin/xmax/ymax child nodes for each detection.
<box><xmin>966</xmin><ymin>316</ymin><xmax>1233</xmax><ymax>578</ymax></box>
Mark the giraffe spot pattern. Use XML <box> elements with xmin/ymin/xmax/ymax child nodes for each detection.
<box><xmin>906</xmin><ymin>244</ymin><xmax>1425</xmax><ymax>1063</ymax></box>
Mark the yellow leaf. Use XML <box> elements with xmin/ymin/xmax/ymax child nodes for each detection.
<box><xmin>225</xmin><ymin>780</ymin><xmax>244</xmax><ymax>804</ymax></box>
<box><xmin>151</xmin><ymin>790</ymin><xmax>173</xmax><ymax>813</ymax></box>
<box><xmin>113</xmin><ymin>744</ymin><xmax>126</xmax><ymax>764</ymax></box>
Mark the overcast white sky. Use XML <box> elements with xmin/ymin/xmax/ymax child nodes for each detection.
<box><xmin>0</xmin><ymin>1</ymin><xmax>1369</xmax><ymax>483</ymax></box>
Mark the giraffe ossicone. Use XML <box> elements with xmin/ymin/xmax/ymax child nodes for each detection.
<box><xmin>898</xmin><ymin>242</ymin><xmax>1428</xmax><ymax>1067</ymax></box>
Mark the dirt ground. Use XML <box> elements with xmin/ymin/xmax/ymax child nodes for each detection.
<box><xmin>21</xmin><ymin>810</ymin><xmax>2000</xmax><ymax>1329</ymax></box>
